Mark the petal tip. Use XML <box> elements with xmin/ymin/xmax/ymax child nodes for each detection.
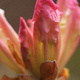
<box><xmin>0</xmin><ymin>8</ymin><xmax>4</xmax><ymax>15</ymax></box>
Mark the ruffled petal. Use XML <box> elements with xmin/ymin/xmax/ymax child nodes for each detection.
<box><xmin>33</xmin><ymin>0</ymin><xmax>61</xmax><ymax>63</ymax></box>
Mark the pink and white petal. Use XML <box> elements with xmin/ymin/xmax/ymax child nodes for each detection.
<box><xmin>0</xmin><ymin>9</ymin><xmax>21</xmax><ymax>59</ymax></box>
<box><xmin>57</xmin><ymin>0</ymin><xmax>79</xmax><ymax>62</ymax></box>
<box><xmin>0</xmin><ymin>29</ymin><xmax>26</xmax><ymax>74</ymax></box>
<box><xmin>58</xmin><ymin>7</ymin><xmax>80</xmax><ymax>73</ymax></box>
<box><xmin>0</xmin><ymin>39</ymin><xmax>23</xmax><ymax>73</ymax></box>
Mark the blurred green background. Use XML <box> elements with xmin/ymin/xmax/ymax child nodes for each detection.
<box><xmin>0</xmin><ymin>0</ymin><xmax>80</xmax><ymax>80</ymax></box>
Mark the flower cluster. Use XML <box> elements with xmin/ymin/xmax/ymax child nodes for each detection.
<box><xmin>0</xmin><ymin>0</ymin><xmax>80</xmax><ymax>80</ymax></box>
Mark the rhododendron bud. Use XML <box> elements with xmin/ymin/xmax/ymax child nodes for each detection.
<box><xmin>0</xmin><ymin>0</ymin><xmax>80</xmax><ymax>80</ymax></box>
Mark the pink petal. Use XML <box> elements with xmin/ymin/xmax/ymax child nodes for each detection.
<box><xmin>19</xmin><ymin>17</ymin><xmax>39</xmax><ymax>77</ymax></box>
<box><xmin>33</xmin><ymin>0</ymin><xmax>61</xmax><ymax>61</ymax></box>
<box><xmin>57</xmin><ymin>0</ymin><xmax>80</xmax><ymax>73</ymax></box>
